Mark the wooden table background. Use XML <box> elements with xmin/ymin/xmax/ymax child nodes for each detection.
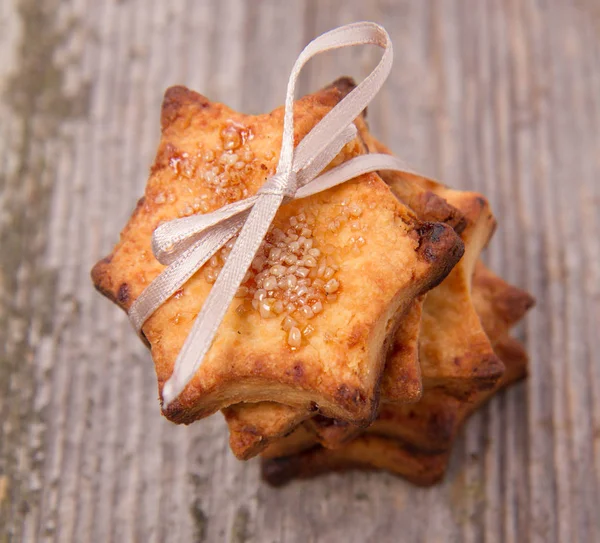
<box><xmin>1</xmin><ymin>0</ymin><xmax>599</xmax><ymax>541</ymax></box>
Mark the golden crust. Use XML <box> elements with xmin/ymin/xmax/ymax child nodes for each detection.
<box><xmin>261</xmin><ymin>332</ymin><xmax>529</xmax><ymax>487</ymax></box>
<box><xmin>472</xmin><ymin>260</ymin><xmax>535</xmax><ymax>344</ymax></box>
<box><xmin>91</xmin><ymin>83</ymin><xmax>464</xmax><ymax>426</ymax></box>
<box><xmin>370</xmin><ymin>158</ymin><xmax>503</xmax><ymax>399</ymax></box>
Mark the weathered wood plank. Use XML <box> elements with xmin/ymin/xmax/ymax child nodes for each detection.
<box><xmin>1</xmin><ymin>0</ymin><xmax>599</xmax><ymax>542</ymax></box>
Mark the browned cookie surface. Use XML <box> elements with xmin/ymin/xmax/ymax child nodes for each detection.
<box><xmin>261</xmin><ymin>332</ymin><xmax>529</xmax><ymax>487</ymax></box>
<box><xmin>92</xmin><ymin>84</ymin><xmax>463</xmax><ymax>426</ymax></box>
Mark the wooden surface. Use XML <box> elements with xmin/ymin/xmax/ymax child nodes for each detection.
<box><xmin>1</xmin><ymin>1</ymin><xmax>599</xmax><ymax>541</ymax></box>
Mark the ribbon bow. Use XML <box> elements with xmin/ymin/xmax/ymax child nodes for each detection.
<box><xmin>129</xmin><ymin>22</ymin><xmax>421</xmax><ymax>407</ymax></box>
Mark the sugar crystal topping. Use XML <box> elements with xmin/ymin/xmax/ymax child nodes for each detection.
<box><xmin>157</xmin><ymin>123</ymin><xmax>367</xmax><ymax>348</ymax></box>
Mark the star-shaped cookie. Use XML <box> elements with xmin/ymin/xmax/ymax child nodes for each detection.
<box><xmin>223</xmin><ymin>97</ymin><xmax>473</xmax><ymax>458</ymax></box>
<box><xmin>92</xmin><ymin>83</ymin><xmax>464</xmax><ymax>426</ymax></box>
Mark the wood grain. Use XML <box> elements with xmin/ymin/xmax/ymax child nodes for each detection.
<box><xmin>1</xmin><ymin>0</ymin><xmax>598</xmax><ymax>541</ymax></box>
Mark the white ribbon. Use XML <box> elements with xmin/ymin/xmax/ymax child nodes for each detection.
<box><xmin>129</xmin><ymin>22</ymin><xmax>423</xmax><ymax>407</ymax></box>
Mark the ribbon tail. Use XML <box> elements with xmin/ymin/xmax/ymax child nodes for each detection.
<box><xmin>161</xmin><ymin>193</ymin><xmax>284</xmax><ymax>407</ymax></box>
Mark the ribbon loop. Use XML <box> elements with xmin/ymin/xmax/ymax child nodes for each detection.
<box><xmin>128</xmin><ymin>22</ymin><xmax>434</xmax><ymax>408</ymax></box>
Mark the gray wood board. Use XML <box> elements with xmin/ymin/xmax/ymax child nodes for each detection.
<box><xmin>1</xmin><ymin>0</ymin><xmax>599</xmax><ymax>541</ymax></box>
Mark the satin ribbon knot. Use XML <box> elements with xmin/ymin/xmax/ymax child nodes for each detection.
<box><xmin>258</xmin><ymin>171</ymin><xmax>298</xmax><ymax>200</ymax></box>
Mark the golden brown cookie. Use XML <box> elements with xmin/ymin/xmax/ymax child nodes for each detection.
<box><xmin>362</xmin><ymin>132</ymin><xmax>503</xmax><ymax>400</ymax></box>
<box><xmin>262</xmin><ymin>432</ymin><xmax>450</xmax><ymax>487</ymax></box>
<box><xmin>92</xmin><ymin>83</ymin><xmax>464</xmax><ymax>426</ymax></box>
<box><xmin>220</xmin><ymin>85</ymin><xmax>472</xmax><ymax>458</ymax></box>
<box><xmin>471</xmin><ymin>261</ymin><xmax>535</xmax><ymax>344</ymax></box>
<box><xmin>223</xmin><ymin>402</ymin><xmax>310</xmax><ymax>461</ymax></box>
<box><xmin>261</xmin><ymin>332</ymin><xmax>529</xmax><ymax>487</ymax></box>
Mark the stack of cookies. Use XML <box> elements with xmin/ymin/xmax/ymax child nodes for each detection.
<box><xmin>92</xmin><ymin>77</ymin><xmax>534</xmax><ymax>487</ymax></box>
